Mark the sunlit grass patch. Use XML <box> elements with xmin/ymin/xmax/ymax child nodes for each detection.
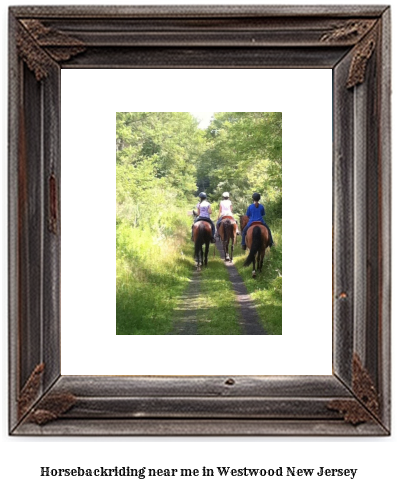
<box><xmin>116</xmin><ymin>223</ymin><xmax>194</xmax><ymax>335</ymax></box>
<box><xmin>196</xmin><ymin>257</ymin><xmax>241</xmax><ymax>335</ymax></box>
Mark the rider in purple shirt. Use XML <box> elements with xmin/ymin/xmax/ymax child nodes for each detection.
<box><xmin>192</xmin><ymin>192</ymin><xmax>216</xmax><ymax>243</ymax></box>
<box><xmin>241</xmin><ymin>192</ymin><xmax>274</xmax><ymax>249</ymax></box>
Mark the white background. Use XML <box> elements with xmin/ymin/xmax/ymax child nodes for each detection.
<box><xmin>61</xmin><ymin>68</ymin><xmax>332</xmax><ymax>376</ymax></box>
<box><xmin>1</xmin><ymin>1</ymin><xmax>397</xmax><ymax>492</ymax></box>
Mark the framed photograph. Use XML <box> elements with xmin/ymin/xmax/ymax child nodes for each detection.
<box><xmin>113</xmin><ymin>110</ymin><xmax>283</xmax><ymax>337</ymax></box>
<box><xmin>9</xmin><ymin>5</ymin><xmax>390</xmax><ymax>435</ymax></box>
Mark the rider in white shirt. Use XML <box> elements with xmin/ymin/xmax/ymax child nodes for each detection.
<box><xmin>216</xmin><ymin>192</ymin><xmax>239</xmax><ymax>236</ymax></box>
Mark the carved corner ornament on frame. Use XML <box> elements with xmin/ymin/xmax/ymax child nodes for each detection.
<box><xmin>9</xmin><ymin>5</ymin><xmax>391</xmax><ymax>436</ymax></box>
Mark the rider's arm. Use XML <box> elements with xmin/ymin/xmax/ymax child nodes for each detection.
<box><xmin>218</xmin><ymin>204</ymin><xmax>222</xmax><ymax>219</ymax></box>
<box><xmin>208</xmin><ymin>205</ymin><xmax>212</xmax><ymax>215</ymax></box>
<box><xmin>261</xmin><ymin>205</ymin><xmax>265</xmax><ymax>216</ymax></box>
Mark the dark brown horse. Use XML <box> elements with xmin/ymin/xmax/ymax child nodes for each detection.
<box><xmin>218</xmin><ymin>216</ymin><xmax>237</xmax><ymax>262</ymax></box>
<box><xmin>193</xmin><ymin>220</ymin><xmax>212</xmax><ymax>271</ymax></box>
<box><xmin>243</xmin><ymin>222</ymin><xmax>271</xmax><ymax>277</ymax></box>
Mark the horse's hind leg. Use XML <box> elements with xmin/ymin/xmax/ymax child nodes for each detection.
<box><xmin>230</xmin><ymin>238</ymin><xmax>234</xmax><ymax>262</ymax></box>
<box><xmin>259</xmin><ymin>253</ymin><xmax>265</xmax><ymax>272</ymax></box>
<box><xmin>197</xmin><ymin>246</ymin><xmax>203</xmax><ymax>271</ymax></box>
<box><xmin>224</xmin><ymin>241</ymin><xmax>229</xmax><ymax>261</ymax></box>
<box><xmin>204</xmin><ymin>242</ymin><xmax>209</xmax><ymax>266</ymax></box>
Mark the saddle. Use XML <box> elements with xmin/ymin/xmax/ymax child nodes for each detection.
<box><xmin>196</xmin><ymin>217</ymin><xmax>213</xmax><ymax>225</ymax></box>
<box><xmin>221</xmin><ymin>216</ymin><xmax>234</xmax><ymax>221</ymax></box>
<box><xmin>249</xmin><ymin>221</ymin><xmax>265</xmax><ymax>228</ymax></box>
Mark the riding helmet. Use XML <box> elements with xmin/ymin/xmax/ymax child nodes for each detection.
<box><xmin>252</xmin><ymin>192</ymin><xmax>261</xmax><ymax>201</ymax></box>
<box><xmin>199</xmin><ymin>192</ymin><xmax>207</xmax><ymax>199</ymax></box>
<box><xmin>222</xmin><ymin>192</ymin><xmax>230</xmax><ymax>198</ymax></box>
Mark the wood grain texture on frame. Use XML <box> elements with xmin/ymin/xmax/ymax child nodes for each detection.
<box><xmin>8</xmin><ymin>5</ymin><xmax>391</xmax><ymax>436</ymax></box>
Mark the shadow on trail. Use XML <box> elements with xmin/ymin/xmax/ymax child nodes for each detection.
<box><xmin>216</xmin><ymin>241</ymin><xmax>267</xmax><ymax>335</ymax></box>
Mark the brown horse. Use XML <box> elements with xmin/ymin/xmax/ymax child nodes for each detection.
<box><xmin>239</xmin><ymin>214</ymin><xmax>249</xmax><ymax>232</ymax></box>
<box><xmin>218</xmin><ymin>216</ymin><xmax>237</xmax><ymax>262</ymax></box>
<box><xmin>243</xmin><ymin>222</ymin><xmax>271</xmax><ymax>277</ymax></box>
<box><xmin>193</xmin><ymin>220</ymin><xmax>212</xmax><ymax>271</ymax></box>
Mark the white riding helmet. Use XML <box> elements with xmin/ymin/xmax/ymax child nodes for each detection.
<box><xmin>222</xmin><ymin>192</ymin><xmax>230</xmax><ymax>198</ymax></box>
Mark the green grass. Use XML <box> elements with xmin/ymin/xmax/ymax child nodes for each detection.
<box><xmin>196</xmin><ymin>255</ymin><xmax>242</xmax><ymax>335</ymax></box>
<box><xmin>116</xmin><ymin>225</ymin><xmax>242</xmax><ymax>335</ymax></box>
<box><xmin>116</xmin><ymin>224</ymin><xmax>194</xmax><ymax>335</ymax></box>
<box><xmin>234</xmin><ymin>219</ymin><xmax>282</xmax><ymax>335</ymax></box>
<box><xmin>116</xmin><ymin>218</ymin><xmax>282</xmax><ymax>336</ymax></box>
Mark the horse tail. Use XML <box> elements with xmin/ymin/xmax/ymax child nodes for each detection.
<box><xmin>194</xmin><ymin>223</ymin><xmax>204</xmax><ymax>259</ymax></box>
<box><xmin>244</xmin><ymin>226</ymin><xmax>261</xmax><ymax>267</ymax></box>
<box><xmin>223</xmin><ymin>220</ymin><xmax>229</xmax><ymax>242</ymax></box>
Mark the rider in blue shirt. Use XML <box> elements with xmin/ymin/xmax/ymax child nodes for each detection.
<box><xmin>241</xmin><ymin>192</ymin><xmax>274</xmax><ymax>249</ymax></box>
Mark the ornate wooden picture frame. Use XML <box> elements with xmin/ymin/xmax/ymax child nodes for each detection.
<box><xmin>9</xmin><ymin>5</ymin><xmax>391</xmax><ymax>435</ymax></box>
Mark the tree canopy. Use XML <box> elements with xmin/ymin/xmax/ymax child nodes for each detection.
<box><xmin>116</xmin><ymin>112</ymin><xmax>206</xmax><ymax>230</ymax></box>
<box><xmin>196</xmin><ymin>112</ymin><xmax>282</xmax><ymax>218</ymax></box>
<box><xmin>116</xmin><ymin>111</ymin><xmax>282</xmax><ymax>227</ymax></box>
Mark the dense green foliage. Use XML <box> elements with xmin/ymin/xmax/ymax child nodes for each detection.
<box><xmin>116</xmin><ymin>112</ymin><xmax>282</xmax><ymax>335</ymax></box>
<box><xmin>116</xmin><ymin>112</ymin><xmax>205</xmax><ymax>229</ymax></box>
<box><xmin>116</xmin><ymin>112</ymin><xmax>204</xmax><ymax>334</ymax></box>
<box><xmin>197</xmin><ymin>112</ymin><xmax>282</xmax><ymax>220</ymax></box>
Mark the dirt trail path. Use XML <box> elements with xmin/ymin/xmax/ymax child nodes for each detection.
<box><xmin>171</xmin><ymin>240</ymin><xmax>267</xmax><ymax>335</ymax></box>
<box><xmin>216</xmin><ymin>241</ymin><xmax>266</xmax><ymax>335</ymax></box>
<box><xmin>168</xmin><ymin>271</ymin><xmax>200</xmax><ymax>335</ymax></box>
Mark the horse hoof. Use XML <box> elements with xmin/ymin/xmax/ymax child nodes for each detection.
<box><xmin>252</xmin><ymin>271</ymin><xmax>256</xmax><ymax>278</ymax></box>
